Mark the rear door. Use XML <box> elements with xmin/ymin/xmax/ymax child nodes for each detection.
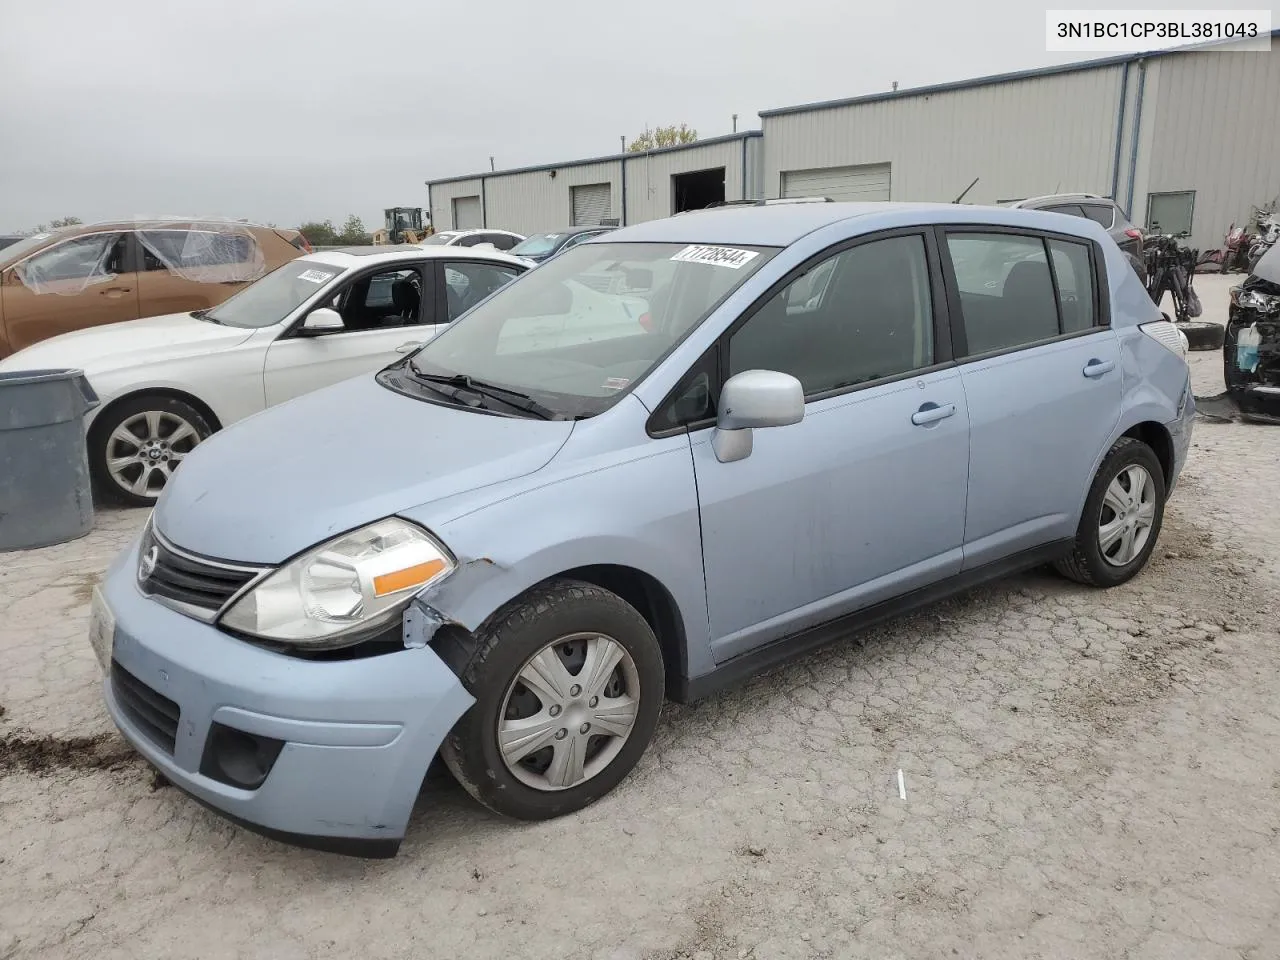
<box><xmin>437</xmin><ymin>258</ymin><xmax>524</xmax><ymax>326</ymax></box>
<box><xmin>263</xmin><ymin>262</ymin><xmax>436</xmax><ymax>406</ymax></box>
<box><xmin>940</xmin><ymin>228</ymin><xmax>1122</xmax><ymax>568</ymax></box>
<box><xmin>0</xmin><ymin>231</ymin><xmax>140</xmax><ymax>352</ymax></box>
<box><xmin>135</xmin><ymin>228</ymin><xmax>267</xmax><ymax>316</ymax></box>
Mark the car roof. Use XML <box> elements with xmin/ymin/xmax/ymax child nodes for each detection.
<box><xmin>304</xmin><ymin>245</ymin><xmax>529</xmax><ymax>268</ymax></box>
<box><xmin>598</xmin><ymin>202</ymin><xmax>1112</xmax><ymax>247</ymax></box>
<box><xmin>1014</xmin><ymin>194</ymin><xmax>1113</xmax><ymax>208</ymax></box>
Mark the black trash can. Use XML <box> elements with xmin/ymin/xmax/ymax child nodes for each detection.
<box><xmin>0</xmin><ymin>368</ymin><xmax>100</xmax><ymax>551</ymax></box>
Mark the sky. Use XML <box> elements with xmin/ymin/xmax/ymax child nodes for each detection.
<box><xmin>0</xmin><ymin>0</ymin><xmax>1270</xmax><ymax>233</ymax></box>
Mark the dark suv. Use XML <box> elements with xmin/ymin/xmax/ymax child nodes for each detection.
<box><xmin>1012</xmin><ymin>194</ymin><xmax>1145</xmax><ymax>281</ymax></box>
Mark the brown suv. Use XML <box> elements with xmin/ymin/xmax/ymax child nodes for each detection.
<box><xmin>0</xmin><ymin>219</ymin><xmax>308</xmax><ymax>358</ymax></box>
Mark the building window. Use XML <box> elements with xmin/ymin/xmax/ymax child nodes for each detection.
<box><xmin>1146</xmin><ymin>191</ymin><xmax>1195</xmax><ymax>237</ymax></box>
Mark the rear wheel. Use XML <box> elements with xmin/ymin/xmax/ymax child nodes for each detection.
<box><xmin>1055</xmin><ymin>437</ymin><xmax>1165</xmax><ymax>588</ymax></box>
<box><xmin>89</xmin><ymin>394</ymin><xmax>213</xmax><ymax>507</ymax></box>
<box><xmin>438</xmin><ymin>580</ymin><xmax>665</xmax><ymax>820</ymax></box>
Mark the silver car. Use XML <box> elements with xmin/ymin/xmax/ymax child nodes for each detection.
<box><xmin>93</xmin><ymin>202</ymin><xmax>1194</xmax><ymax>856</ymax></box>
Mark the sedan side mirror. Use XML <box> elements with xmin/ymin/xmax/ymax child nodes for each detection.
<box><xmin>300</xmin><ymin>307</ymin><xmax>344</xmax><ymax>336</ymax></box>
<box><xmin>712</xmin><ymin>369</ymin><xmax>804</xmax><ymax>463</ymax></box>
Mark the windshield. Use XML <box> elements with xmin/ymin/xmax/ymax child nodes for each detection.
<box><xmin>206</xmin><ymin>259</ymin><xmax>347</xmax><ymax>328</ymax></box>
<box><xmin>419</xmin><ymin>233</ymin><xmax>459</xmax><ymax>245</ymax></box>
<box><xmin>511</xmin><ymin>233</ymin><xmax>565</xmax><ymax>258</ymax></box>
<box><xmin>406</xmin><ymin>240</ymin><xmax>777</xmax><ymax>418</ymax></box>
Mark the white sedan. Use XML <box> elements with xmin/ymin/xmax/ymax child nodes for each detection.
<box><xmin>0</xmin><ymin>245</ymin><xmax>528</xmax><ymax>506</ymax></box>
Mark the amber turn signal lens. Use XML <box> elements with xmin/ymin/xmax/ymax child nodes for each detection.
<box><xmin>373</xmin><ymin>559</ymin><xmax>447</xmax><ymax>597</ymax></box>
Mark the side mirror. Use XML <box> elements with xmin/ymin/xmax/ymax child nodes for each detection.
<box><xmin>300</xmin><ymin>307</ymin><xmax>344</xmax><ymax>335</ymax></box>
<box><xmin>712</xmin><ymin>370</ymin><xmax>804</xmax><ymax>463</ymax></box>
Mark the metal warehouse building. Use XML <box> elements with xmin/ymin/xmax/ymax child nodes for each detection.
<box><xmin>428</xmin><ymin>36</ymin><xmax>1280</xmax><ymax>252</ymax></box>
<box><xmin>427</xmin><ymin>132</ymin><xmax>763</xmax><ymax>238</ymax></box>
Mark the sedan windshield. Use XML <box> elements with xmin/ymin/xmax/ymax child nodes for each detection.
<box><xmin>205</xmin><ymin>259</ymin><xmax>346</xmax><ymax>328</ymax></box>
<box><xmin>419</xmin><ymin>232</ymin><xmax>460</xmax><ymax>245</ymax></box>
<box><xmin>406</xmin><ymin>240</ymin><xmax>776</xmax><ymax>418</ymax></box>
<box><xmin>510</xmin><ymin>233</ymin><xmax>564</xmax><ymax>258</ymax></box>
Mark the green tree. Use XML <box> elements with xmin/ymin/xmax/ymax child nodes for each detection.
<box><xmin>627</xmin><ymin>123</ymin><xmax>697</xmax><ymax>152</ymax></box>
<box><xmin>298</xmin><ymin>219</ymin><xmax>338</xmax><ymax>246</ymax></box>
<box><xmin>336</xmin><ymin>214</ymin><xmax>369</xmax><ymax>245</ymax></box>
<box><xmin>49</xmin><ymin>216</ymin><xmax>82</xmax><ymax>228</ymax></box>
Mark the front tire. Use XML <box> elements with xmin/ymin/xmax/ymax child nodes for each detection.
<box><xmin>438</xmin><ymin>580</ymin><xmax>665</xmax><ymax>820</ymax></box>
<box><xmin>1055</xmin><ymin>437</ymin><xmax>1166</xmax><ymax>588</ymax></box>
<box><xmin>89</xmin><ymin>394</ymin><xmax>214</xmax><ymax>507</ymax></box>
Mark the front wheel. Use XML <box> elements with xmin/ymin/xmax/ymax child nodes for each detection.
<box><xmin>88</xmin><ymin>394</ymin><xmax>214</xmax><ymax>507</ymax></box>
<box><xmin>1054</xmin><ymin>437</ymin><xmax>1166</xmax><ymax>588</ymax></box>
<box><xmin>438</xmin><ymin>580</ymin><xmax>665</xmax><ymax>820</ymax></box>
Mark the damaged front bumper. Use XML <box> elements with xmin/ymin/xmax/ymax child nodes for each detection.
<box><xmin>99</xmin><ymin>537</ymin><xmax>474</xmax><ymax>858</ymax></box>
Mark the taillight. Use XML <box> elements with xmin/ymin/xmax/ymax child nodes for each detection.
<box><xmin>1125</xmin><ymin>228</ymin><xmax>1142</xmax><ymax>240</ymax></box>
<box><xmin>639</xmin><ymin>313</ymin><xmax>654</xmax><ymax>332</ymax></box>
<box><xmin>1139</xmin><ymin>320</ymin><xmax>1188</xmax><ymax>359</ymax></box>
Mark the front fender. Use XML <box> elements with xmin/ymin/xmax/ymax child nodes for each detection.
<box><xmin>405</xmin><ymin>435</ymin><xmax>712</xmax><ymax>680</ymax></box>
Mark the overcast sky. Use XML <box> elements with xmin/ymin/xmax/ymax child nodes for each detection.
<box><xmin>0</xmin><ymin>0</ymin><xmax>1270</xmax><ymax>232</ymax></box>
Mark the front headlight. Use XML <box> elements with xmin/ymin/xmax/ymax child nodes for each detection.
<box><xmin>1232</xmin><ymin>286</ymin><xmax>1280</xmax><ymax>314</ymax></box>
<box><xmin>220</xmin><ymin>518</ymin><xmax>454</xmax><ymax>648</ymax></box>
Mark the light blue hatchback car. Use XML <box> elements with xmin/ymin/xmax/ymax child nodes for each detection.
<box><xmin>92</xmin><ymin>201</ymin><xmax>1194</xmax><ymax>857</ymax></box>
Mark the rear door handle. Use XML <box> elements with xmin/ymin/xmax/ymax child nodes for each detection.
<box><xmin>395</xmin><ymin>341</ymin><xmax>424</xmax><ymax>354</ymax></box>
<box><xmin>911</xmin><ymin>402</ymin><xmax>957</xmax><ymax>426</ymax></box>
<box><xmin>100</xmin><ymin>286</ymin><xmax>132</xmax><ymax>297</ymax></box>
<box><xmin>1083</xmin><ymin>359</ymin><xmax>1115</xmax><ymax>378</ymax></box>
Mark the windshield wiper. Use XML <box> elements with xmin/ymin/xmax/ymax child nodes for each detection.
<box><xmin>410</xmin><ymin>369</ymin><xmax>558</xmax><ymax>420</ymax></box>
<box><xmin>191</xmin><ymin>309</ymin><xmax>223</xmax><ymax>325</ymax></box>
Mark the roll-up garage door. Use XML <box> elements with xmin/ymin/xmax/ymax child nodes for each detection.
<box><xmin>781</xmin><ymin>164</ymin><xmax>891</xmax><ymax>202</ymax></box>
<box><xmin>571</xmin><ymin>183</ymin><xmax>612</xmax><ymax>226</ymax></box>
<box><xmin>452</xmin><ymin>196</ymin><xmax>482</xmax><ymax>229</ymax></box>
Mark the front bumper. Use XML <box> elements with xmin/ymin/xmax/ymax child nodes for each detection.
<box><xmin>99</xmin><ymin>536</ymin><xmax>473</xmax><ymax>858</ymax></box>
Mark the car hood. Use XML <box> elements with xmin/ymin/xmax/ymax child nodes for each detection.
<box><xmin>1254</xmin><ymin>243</ymin><xmax>1280</xmax><ymax>286</ymax></box>
<box><xmin>0</xmin><ymin>311</ymin><xmax>255</xmax><ymax>374</ymax></box>
<box><xmin>153</xmin><ymin>373</ymin><xmax>575</xmax><ymax>563</ymax></box>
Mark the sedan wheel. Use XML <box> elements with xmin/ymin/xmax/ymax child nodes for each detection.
<box><xmin>1097</xmin><ymin>464</ymin><xmax>1157</xmax><ymax>567</ymax></box>
<box><xmin>499</xmin><ymin>633</ymin><xmax>641</xmax><ymax>791</ymax></box>
<box><xmin>438</xmin><ymin>580</ymin><xmax>665</xmax><ymax>820</ymax></box>
<box><xmin>89</xmin><ymin>395</ymin><xmax>214</xmax><ymax>507</ymax></box>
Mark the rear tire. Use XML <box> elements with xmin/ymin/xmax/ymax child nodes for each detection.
<box><xmin>1055</xmin><ymin>437</ymin><xmax>1166</xmax><ymax>588</ymax></box>
<box><xmin>1176</xmin><ymin>320</ymin><xmax>1225</xmax><ymax>351</ymax></box>
<box><xmin>437</xmin><ymin>580</ymin><xmax>665</xmax><ymax>821</ymax></box>
<box><xmin>89</xmin><ymin>394</ymin><xmax>214</xmax><ymax>507</ymax></box>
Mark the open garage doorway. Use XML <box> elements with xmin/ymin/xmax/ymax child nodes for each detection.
<box><xmin>672</xmin><ymin>167</ymin><xmax>726</xmax><ymax>213</ymax></box>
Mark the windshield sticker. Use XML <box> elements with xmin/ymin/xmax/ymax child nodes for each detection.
<box><xmin>670</xmin><ymin>245</ymin><xmax>760</xmax><ymax>269</ymax></box>
<box><xmin>601</xmin><ymin>377</ymin><xmax>630</xmax><ymax>392</ymax></box>
<box><xmin>297</xmin><ymin>268</ymin><xmax>336</xmax><ymax>284</ymax></box>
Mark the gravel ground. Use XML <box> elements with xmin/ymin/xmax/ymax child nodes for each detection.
<box><xmin>3</xmin><ymin>273</ymin><xmax>1279</xmax><ymax>960</ymax></box>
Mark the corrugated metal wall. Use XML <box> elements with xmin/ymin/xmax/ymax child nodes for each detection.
<box><xmin>429</xmin><ymin>178</ymin><xmax>484</xmax><ymax>232</ymax></box>
<box><xmin>1141</xmin><ymin>47</ymin><xmax>1280</xmax><ymax>251</ymax></box>
<box><xmin>761</xmin><ymin>67</ymin><xmax>1125</xmax><ymax>206</ymax></box>
<box><xmin>623</xmin><ymin>140</ymin><xmax>746</xmax><ymax>222</ymax></box>
<box><xmin>483</xmin><ymin>161</ymin><xmax>621</xmax><ymax>235</ymax></box>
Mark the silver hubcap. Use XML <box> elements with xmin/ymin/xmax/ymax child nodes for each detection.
<box><xmin>106</xmin><ymin>410</ymin><xmax>201</xmax><ymax>498</ymax></box>
<box><xmin>1099</xmin><ymin>463</ymin><xmax>1157</xmax><ymax>567</ymax></box>
<box><xmin>498</xmin><ymin>632</ymin><xmax>640</xmax><ymax>792</ymax></box>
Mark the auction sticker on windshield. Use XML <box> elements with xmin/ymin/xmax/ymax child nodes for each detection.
<box><xmin>670</xmin><ymin>245</ymin><xmax>760</xmax><ymax>269</ymax></box>
<box><xmin>297</xmin><ymin>268</ymin><xmax>337</xmax><ymax>284</ymax></box>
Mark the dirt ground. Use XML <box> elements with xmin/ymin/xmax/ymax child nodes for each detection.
<box><xmin>3</xmin><ymin>273</ymin><xmax>1279</xmax><ymax>960</ymax></box>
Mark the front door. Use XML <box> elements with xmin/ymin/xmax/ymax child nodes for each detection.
<box><xmin>941</xmin><ymin>229</ymin><xmax>1123</xmax><ymax>567</ymax></box>
<box><xmin>691</xmin><ymin>231</ymin><xmax>971</xmax><ymax>663</ymax></box>
<box><xmin>263</xmin><ymin>263</ymin><xmax>437</xmax><ymax>406</ymax></box>
<box><xmin>1</xmin><ymin>232</ymin><xmax>139</xmax><ymax>352</ymax></box>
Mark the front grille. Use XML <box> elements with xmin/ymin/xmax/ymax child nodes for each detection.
<box><xmin>138</xmin><ymin>525</ymin><xmax>266</xmax><ymax>620</ymax></box>
<box><xmin>111</xmin><ymin>663</ymin><xmax>180</xmax><ymax>755</ymax></box>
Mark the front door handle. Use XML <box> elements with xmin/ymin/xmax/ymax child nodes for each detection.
<box><xmin>1083</xmin><ymin>359</ymin><xmax>1115</xmax><ymax>378</ymax></box>
<box><xmin>911</xmin><ymin>402</ymin><xmax>957</xmax><ymax>426</ymax></box>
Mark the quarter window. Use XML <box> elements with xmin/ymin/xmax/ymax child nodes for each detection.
<box><xmin>1048</xmin><ymin>239</ymin><xmax>1096</xmax><ymax>333</ymax></box>
<box><xmin>729</xmin><ymin>234</ymin><xmax>935</xmax><ymax>396</ymax></box>
<box><xmin>1081</xmin><ymin>204</ymin><xmax>1116</xmax><ymax>229</ymax></box>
